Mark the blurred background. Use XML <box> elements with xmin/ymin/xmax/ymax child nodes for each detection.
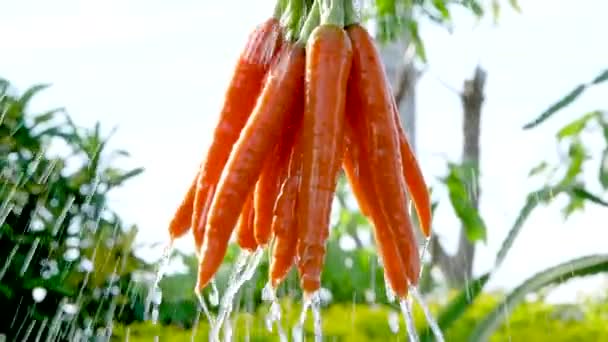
<box><xmin>1</xmin><ymin>0</ymin><xmax>607</xmax><ymax>340</ymax></box>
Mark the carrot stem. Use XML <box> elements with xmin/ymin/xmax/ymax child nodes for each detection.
<box><xmin>281</xmin><ymin>0</ymin><xmax>306</xmax><ymax>41</ymax></box>
<box><xmin>274</xmin><ymin>0</ymin><xmax>287</xmax><ymax>19</ymax></box>
<box><xmin>296</xmin><ymin>1</ymin><xmax>320</xmax><ymax>45</ymax></box>
<box><xmin>343</xmin><ymin>0</ymin><xmax>358</xmax><ymax>26</ymax></box>
<box><xmin>319</xmin><ymin>0</ymin><xmax>344</xmax><ymax>27</ymax></box>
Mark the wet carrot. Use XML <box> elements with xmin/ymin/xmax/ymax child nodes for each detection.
<box><xmin>189</xmin><ymin>16</ymin><xmax>283</xmax><ymax>254</ymax></box>
<box><xmin>345</xmin><ymin>124</ymin><xmax>409</xmax><ymax>297</ymax></box>
<box><xmin>253</xmin><ymin>124</ymin><xmax>297</xmax><ymax>246</ymax></box>
<box><xmin>392</xmin><ymin>103</ymin><xmax>432</xmax><ymax>237</ymax></box>
<box><xmin>236</xmin><ymin>191</ymin><xmax>257</xmax><ymax>251</ymax></box>
<box><xmin>269</xmin><ymin>126</ymin><xmax>303</xmax><ymax>288</ymax></box>
<box><xmin>346</xmin><ymin>22</ymin><xmax>420</xmax><ymax>286</ymax></box>
<box><xmin>196</xmin><ymin>42</ymin><xmax>306</xmax><ymax>292</ymax></box>
<box><xmin>296</xmin><ymin>1</ymin><xmax>352</xmax><ymax>294</ymax></box>
<box><xmin>342</xmin><ymin>134</ymin><xmax>371</xmax><ymax>218</ymax></box>
<box><xmin>168</xmin><ymin>174</ymin><xmax>199</xmax><ymax>240</ymax></box>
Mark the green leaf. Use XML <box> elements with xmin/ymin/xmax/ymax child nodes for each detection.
<box><xmin>559</xmin><ymin>141</ymin><xmax>586</xmax><ymax>186</ymax></box>
<box><xmin>591</xmin><ymin>69</ymin><xmax>608</xmax><ymax>85</ymax></box>
<box><xmin>528</xmin><ymin>161</ymin><xmax>548</xmax><ymax>177</ymax></box>
<box><xmin>442</xmin><ymin>163</ymin><xmax>486</xmax><ymax>243</ymax></box>
<box><xmin>556</xmin><ymin>111</ymin><xmax>599</xmax><ymax>140</ymax></box>
<box><xmin>571</xmin><ymin>186</ymin><xmax>608</xmax><ymax>207</ymax></box>
<box><xmin>432</xmin><ymin>0</ymin><xmax>450</xmax><ymax>20</ymax></box>
<box><xmin>523</xmin><ymin>84</ymin><xmax>586</xmax><ymax>129</ymax></box>
<box><xmin>599</xmin><ymin>148</ymin><xmax>608</xmax><ymax>189</ymax></box>
<box><xmin>18</xmin><ymin>83</ymin><xmax>51</xmax><ymax>110</ymax></box>
<box><xmin>33</xmin><ymin>108</ymin><xmax>64</xmax><ymax>126</ymax></box>
<box><xmin>495</xmin><ymin>186</ymin><xmax>564</xmax><ymax>268</ymax></box>
<box><xmin>469</xmin><ymin>254</ymin><xmax>608</xmax><ymax>342</ymax></box>
<box><xmin>408</xmin><ymin>20</ymin><xmax>427</xmax><ymax>62</ymax></box>
<box><xmin>509</xmin><ymin>0</ymin><xmax>522</xmax><ymax>12</ymax></box>
<box><xmin>105</xmin><ymin>167</ymin><xmax>145</xmax><ymax>187</ymax></box>
<box><xmin>419</xmin><ymin>273</ymin><xmax>490</xmax><ymax>342</ymax></box>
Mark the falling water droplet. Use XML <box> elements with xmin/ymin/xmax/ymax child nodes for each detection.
<box><xmin>32</xmin><ymin>287</ymin><xmax>47</xmax><ymax>302</ymax></box>
<box><xmin>211</xmin><ymin>248</ymin><xmax>263</xmax><ymax>341</ymax></box>
<box><xmin>20</xmin><ymin>237</ymin><xmax>40</xmax><ymax>276</ymax></box>
<box><xmin>388</xmin><ymin>310</ymin><xmax>400</xmax><ymax>333</ymax></box>
<box><xmin>208</xmin><ymin>279</ymin><xmax>220</xmax><ymax>307</ymax></box>
<box><xmin>410</xmin><ymin>286</ymin><xmax>444</xmax><ymax>342</ymax></box>
<box><xmin>384</xmin><ymin>272</ymin><xmax>396</xmax><ymax>303</ymax></box>
<box><xmin>310</xmin><ymin>292</ymin><xmax>323</xmax><ymax>342</ymax></box>
<box><xmin>399</xmin><ymin>297</ymin><xmax>419</xmax><ymax>342</ymax></box>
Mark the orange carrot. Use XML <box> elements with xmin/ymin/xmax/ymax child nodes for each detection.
<box><xmin>346</xmin><ymin>23</ymin><xmax>420</xmax><ymax>286</ymax></box>
<box><xmin>296</xmin><ymin>2</ymin><xmax>353</xmax><ymax>294</ymax></box>
<box><xmin>168</xmin><ymin>174</ymin><xmax>199</xmax><ymax>240</ymax></box>
<box><xmin>189</xmin><ymin>17</ymin><xmax>283</xmax><ymax>254</ymax></box>
<box><xmin>196</xmin><ymin>42</ymin><xmax>306</xmax><ymax>292</ymax></box>
<box><xmin>344</xmin><ymin>106</ymin><xmax>409</xmax><ymax>298</ymax></box>
<box><xmin>269</xmin><ymin>125</ymin><xmax>303</xmax><ymax>288</ymax></box>
<box><xmin>236</xmin><ymin>191</ymin><xmax>257</xmax><ymax>252</ymax></box>
<box><xmin>253</xmin><ymin>124</ymin><xmax>297</xmax><ymax>246</ymax></box>
<box><xmin>391</xmin><ymin>103</ymin><xmax>432</xmax><ymax>237</ymax></box>
<box><xmin>342</xmin><ymin>135</ymin><xmax>370</xmax><ymax>218</ymax></box>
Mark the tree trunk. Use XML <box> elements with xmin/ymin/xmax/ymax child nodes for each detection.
<box><xmin>431</xmin><ymin>66</ymin><xmax>486</xmax><ymax>288</ymax></box>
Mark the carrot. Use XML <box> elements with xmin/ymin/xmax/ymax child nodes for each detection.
<box><xmin>346</xmin><ymin>22</ymin><xmax>420</xmax><ymax>286</ymax></box>
<box><xmin>269</xmin><ymin>125</ymin><xmax>303</xmax><ymax>288</ymax></box>
<box><xmin>392</xmin><ymin>103</ymin><xmax>432</xmax><ymax>237</ymax></box>
<box><xmin>253</xmin><ymin>123</ymin><xmax>297</xmax><ymax>246</ymax></box>
<box><xmin>195</xmin><ymin>42</ymin><xmax>306</xmax><ymax>292</ymax></box>
<box><xmin>236</xmin><ymin>191</ymin><xmax>257</xmax><ymax>251</ymax></box>
<box><xmin>296</xmin><ymin>1</ymin><xmax>352</xmax><ymax>295</ymax></box>
<box><xmin>189</xmin><ymin>15</ymin><xmax>283</xmax><ymax>254</ymax></box>
<box><xmin>167</xmin><ymin>174</ymin><xmax>199</xmax><ymax>240</ymax></box>
<box><xmin>344</xmin><ymin>102</ymin><xmax>409</xmax><ymax>298</ymax></box>
<box><xmin>342</xmin><ymin>134</ymin><xmax>371</xmax><ymax>218</ymax></box>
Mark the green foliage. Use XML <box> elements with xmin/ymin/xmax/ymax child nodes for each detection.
<box><xmin>522</xmin><ymin>69</ymin><xmax>608</xmax><ymax>129</ymax></box>
<box><xmin>470</xmin><ymin>254</ymin><xmax>608</xmax><ymax>341</ymax></box>
<box><xmin>440</xmin><ymin>162</ymin><xmax>487</xmax><ymax>243</ymax></box>
<box><xmin>113</xmin><ymin>294</ymin><xmax>608</xmax><ymax>341</ymax></box>
<box><xmin>0</xmin><ymin>78</ymin><xmax>148</xmax><ymax>340</ymax></box>
<box><xmin>361</xmin><ymin>0</ymin><xmax>519</xmax><ymax>61</ymax></box>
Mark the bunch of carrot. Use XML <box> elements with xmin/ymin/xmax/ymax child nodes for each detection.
<box><xmin>167</xmin><ymin>0</ymin><xmax>431</xmax><ymax>300</ymax></box>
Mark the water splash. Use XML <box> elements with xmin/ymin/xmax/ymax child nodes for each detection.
<box><xmin>418</xmin><ymin>236</ymin><xmax>432</xmax><ymax>278</ymax></box>
<box><xmin>143</xmin><ymin>243</ymin><xmax>172</xmax><ymax>342</ymax></box>
<box><xmin>209</xmin><ymin>248</ymin><xmax>264</xmax><ymax>342</ymax></box>
<box><xmin>399</xmin><ymin>297</ymin><xmax>419</xmax><ymax>342</ymax></box>
<box><xmin>410</xmin><ymin>286</ymin><xmax>444</xmax><ymax>342</ymax></box>
<box><xmin>384</xmin><ymin>272</ymin><xmax>396</xmax><ymax>303</ymax></box>
<box><xmin>208</xmin><ymin>279</ymin><xmax>220</xmax><ymax>307</ymax></box>
<box><xmin>292</xmin><ymin>291</ymin><xmax>323</xmax><ymax>342</ymax></box>
<box><xmin>261</xmin><ymin>282</ymin><xmax>288</xmax><ymax>341</ymax></box>
<box><xmin>195</xmin><ymin>292</ymin><xmax>215</xmax><ymax>325</ymax></box>
<box><xmin>310</xmin><ymin>293</ymin><xmax>322</xmax><ymax>342</ymax></box>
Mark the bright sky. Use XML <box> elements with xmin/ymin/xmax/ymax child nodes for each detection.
<box><xmin>1</xmin><ymin>0</ymin><xmax>607</xmax><ymax>303</ymax></box>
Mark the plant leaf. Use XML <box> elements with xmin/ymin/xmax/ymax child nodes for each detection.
<box><xmin>442</xmin><ymin>163</ymin><xmax>486</xmax><ymax>243</ymax></box>
<box><xmin>591</xmin><ymin>69</ymin><xmax>608</xmax><ymax>85</ymax></box>
<box><xmin>528</xmin><ymin>161</ymin><xmax>548</xmax><ymax>177</ymax></box>
<box><xmin>600</xmin><ymin>148</ymin><xmax>608</xmax><ymax>189</ymax></box>
<box><xmin>407</xmin><ymin>20</ymin><xmax>427</xmax><ymax>62</ymax></box>
<box><xmin>523</xmin><ymin>84</ymin><xmax>586</xmax><ymax>130</ymax></box>
<box><xmin>556</xmin><ymin>111</ymin><xmax>599</xmax><ymax>140</ymax></box>
<box><xmin>509</xmin><ymin>0</ymin><xmax>522</xmax><ymax>12</ymax></box>
<box><xmin>469</xmin><ymin>254</ymin><xmax>608</xmax><ymax>342</ymax></box>
<box><xmin>571</xmin><ymin>186</ymin><xmax>608</xmax><ymax>207</ymax></box>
